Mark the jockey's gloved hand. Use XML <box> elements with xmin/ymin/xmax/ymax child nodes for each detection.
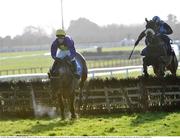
<box><xmin>64</xmin><ymin>56</ymin><xmax>71</xmax><ymax>61</ymax></box>
<box><xmin>53</xmin><ymin>56</ymin><xmax>60</xmax><ymax>61</ymax></box>
<box><xmin>54</xmin><ymin>57</ymin><xmax>58</xmax><ymax>60</ymax></box>
<box><xmin>55</xmin><ymin>57</ymin><xmax>62</xmax><ymax>62</ymax></box>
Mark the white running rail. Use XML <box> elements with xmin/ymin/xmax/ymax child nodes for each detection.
<box><xmin>0</xmin><ymin>65</ymin><xmax>179</xmax><ymax>81</ymax></box>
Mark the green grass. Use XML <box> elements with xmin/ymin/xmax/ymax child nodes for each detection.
<box><xmin>88</xmin><ymin>58</ymin><xmax>141</xmax><ymax>68</ymax></box>
<box><xmin>0</xmin><ymin>56</ymin><xmax>52</xmax><ymax>70</ymax></box>
<box><xmin>0</xmin><ymin>50</ymin><xmax>142</xmax><ymax>73</ymax></box>
<box><xmin>0</xmin><ymin>112</ymin><xmax>180</xmax><ymax>136</ymax></box>
<box><xmin>0</xmin><ymin>50</ymin><xmax>179</xmax><ymax>77</ymax></box>
<box><xmin>0</xmin><ymin>51</ymin><xmax>45</xmax><ymax>57</ymax></box>
<box><xmin>0</xmin><ymin>50</ymin><xmax>52</xmax><ymax>70</ymax></box>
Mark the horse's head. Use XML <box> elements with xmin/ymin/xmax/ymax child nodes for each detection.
<box><xmin>144</xmin><ymin>18</ymin><xmax>160</xmax><ymax>45</ymax></box>
<box><xmin>145</xmin><ymin>18</ymin><xmax>159</xmax><ymax>32</ymax></box>
<box><xmin>55</xmin><ymin>59</ymin><xmax>73</xmax><ymax>78</ymax></box>
<box><xmin>50</xmin><ymin>58</ymin><xmax>77</xmax><ymax>119</ymax></box>
<box><xmin>51</xmin><ymin>59</ymin><xmax>74</xmax><ymax>88</ymax></box>
<box><xmin>144</xmin><ymin>19</ymin><xmax>167</xmax><ymax>58</ymax></box>
<box><xmin>144</xmin><ymin>28</ymin><xmax>156</xmax><ymax>44</ymax></box>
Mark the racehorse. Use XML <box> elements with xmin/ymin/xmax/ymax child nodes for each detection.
<box><xmin>142</xmin><ymin>19</ymin><xmax>178</xmax><ymax>78</ymax></box>
<box><xmin>49</xmin><ymin>52</ymin><xmax>87</xmax><ymax>119</ymax></box>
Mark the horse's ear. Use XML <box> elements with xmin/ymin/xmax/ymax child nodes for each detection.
<box><xmin>145</xmin><ymin>18</ymin><xmax>148</xmax><ymax>23</ymax></box>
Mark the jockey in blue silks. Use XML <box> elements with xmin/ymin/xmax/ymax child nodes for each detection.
<box><xmin>50</xmin><ymin>29</ymin><xmax>79</xmax><ymax>79</ymax></box>
<box><xmin>152</xmin><ymin>16</ymin><xmax>173</xmax><ymax>35</ymax></box>
<box><xmin>152</xmin><ymin>16</ymin><xmax>173</xmax><ymax>55</ymax></box>
<box><xmin>135</xmin><ymin>16</ymin><xmax>173</xmax><ymax>56</ymax></box>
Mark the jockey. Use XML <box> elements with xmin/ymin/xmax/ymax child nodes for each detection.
<box><xmin>152</xmin><ymin>16</ymin><xmax>173</xmax><ymax>35</ymax></box>
<box><xmin>152</xmin><ymin>16</ymin><xmax>173</xmax><ymax>55</ymax></box>
<box><xmin>50</xmin><ymin>29</ymin><xmax>80</xmax><ymax>79</ymax></box>
<box><xmin>135</xmin><ymin>16</ymin><xmax>173</xmax><ymax>56</ymax></box>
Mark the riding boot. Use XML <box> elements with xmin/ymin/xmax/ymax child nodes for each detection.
<box><xmin>71</xmin><ymin>60</ymin><xmax>80</xmax><ymax>79</ymax></box>
<box><xmin>141</xmin><ymin>47</ymin><xmax>147</xmax><ymax>56</ymax></box>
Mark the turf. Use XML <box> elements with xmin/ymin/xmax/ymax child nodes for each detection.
<box><xmin>0</xmin><ymin>112</ymin><xmax>180</xmax><ymax>136</ymax></box>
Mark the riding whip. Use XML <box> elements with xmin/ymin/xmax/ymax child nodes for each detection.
<box><xmin>128</xmin><ymin>46</ymin><xmax>136</xmax><ymax>60</ymax></box>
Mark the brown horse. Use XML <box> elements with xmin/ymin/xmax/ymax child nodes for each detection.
<box><xmin>142</xmin><ymin>19</ymin><xmax>178</xmax><ymax>78</ymax></box>
<box><xmin>49</xmin><ymin>52</ymin><xmax>87</xmax><ymax>119</ymax></box>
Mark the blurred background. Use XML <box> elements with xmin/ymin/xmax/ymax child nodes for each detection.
<box><xmin>0</xmin><ymin>0</ymin><xmax>180</xmax><ymax>76</ymax></box>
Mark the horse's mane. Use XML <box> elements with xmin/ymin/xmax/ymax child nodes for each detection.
<box><xmin>145</xmin><ymin>20</ymin><xmax>158</xmax><ymax>31</ymax></box>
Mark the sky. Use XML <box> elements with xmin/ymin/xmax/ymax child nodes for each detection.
<box><xmin>0</xmin><ymin>0</ymin><xmax>179</xmax><ymax>37</ymax></box>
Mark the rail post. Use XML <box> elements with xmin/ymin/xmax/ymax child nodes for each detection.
<box><xmin>126</xmin><ymin>69</ymin><xmax>129</xmax><ymax>78</ymax></box>
<box><xmin>104</xmin><ymin>87</ymin><xmax>111</xmax><ymax>112</ymax></box>
<box><xmin>110</xmin><ymin>71</ymin><xmax>113</xmax><ymax>77</ymax></box>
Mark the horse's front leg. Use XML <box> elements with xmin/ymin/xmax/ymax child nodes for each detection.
<box><xmin>69</xmin><ymin>91</ymin><xmax>76</xmax><ymax>119</ymax></box>
<box><xmin>58</xmin><ymin>93</ymin><xmax>65</xmax><ymax>120</ymax></box>
<box><xmin>159</xmin><ymin>64</ymin><xmax>165</xmax><ymax>78</ymax></box>
<box><xmin>78</xmin><ymin>87</ymin><xmax>83</xmax><ymax>112</ymax></box>
<box><xmin>143</xmin><ymin>57</ymin><xmax>149</xmax><ymax>77</ymax></box>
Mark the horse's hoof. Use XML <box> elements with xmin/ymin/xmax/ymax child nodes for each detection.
<box><xmin>61</xmin><ymin>118</ymin><xmax>65</xmax><ymax>121</ymax></box>
<box><xmin>61</xmin><ymin>116</ymin><xmax>65</xmax><ymax>120</ymax></box>
<box><xmin>143</xmin><ymin>73</ymin><xmax>149</xmax><ymax>78</ymax></box>
<box><xmin>71</xmin><ymin>114</ymin><xmax>77</xmax><ymax>119</ymax></box>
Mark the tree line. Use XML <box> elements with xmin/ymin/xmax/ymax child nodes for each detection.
<box><xmin>67</xmin><ymin>14</ymin><xmax>180</xmax><ymax>43</ymax></box>
<box><xmin>0</xmin><ymin>14</ymin><xmax>179</xmax><ymax>49</ymax></box>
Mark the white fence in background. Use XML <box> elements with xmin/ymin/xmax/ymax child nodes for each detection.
<box><xmin>0</xmin><ymin>65</ymin><xmax>180</xmax><ymax>82</ymax></box>
<box><xmin>88</xmin><ymin>65</ymin><xmax>143</xmax><ymax>78</ymax></box>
